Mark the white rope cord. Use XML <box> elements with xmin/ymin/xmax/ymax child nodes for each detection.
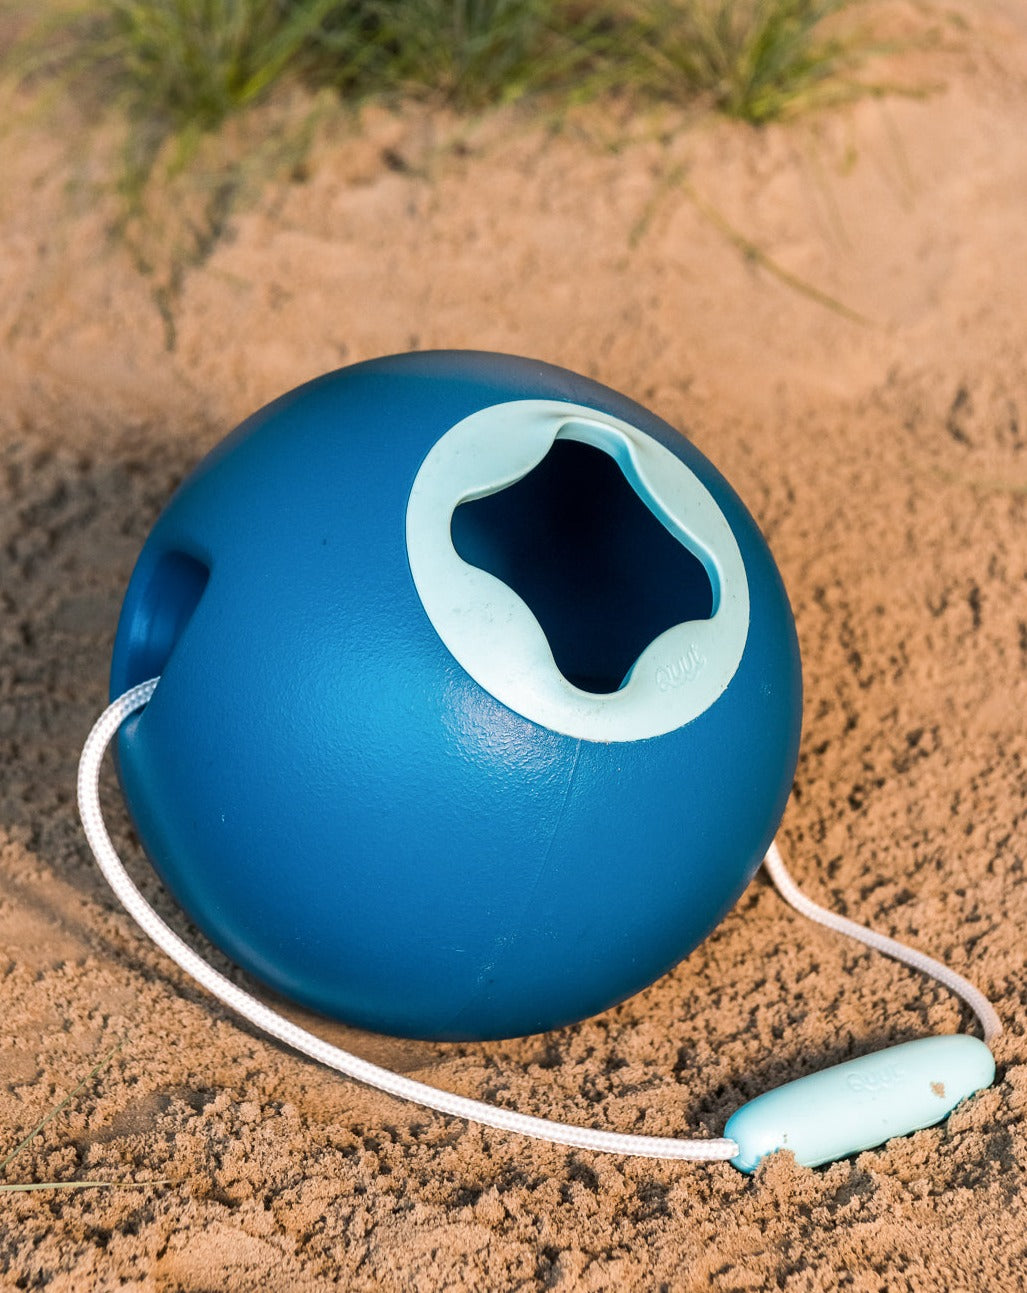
<box><xmin>78</xmin><ymin>679</ymin><xmax>1002</xmax><ymax>1159</ymax></box>
<box><xmin>763</xmin><ymin>841</ymin><xmax>1003</xmax><ymax>1044</ymax></box>
<box><xmin>77</xmin><ymin>678</ymin><xmax>736</xmax><ymax>1162</ymax></box>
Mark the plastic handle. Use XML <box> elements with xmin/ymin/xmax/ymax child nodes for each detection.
<box><xmin>725</xmin><ymin>1035</ymin><xmax>996</xmax><ymax>1173</ymax></box>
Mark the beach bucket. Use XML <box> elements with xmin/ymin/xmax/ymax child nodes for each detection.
<box><xmin>108</xmin><ymin>350</ymin><xmax>802</xmax><ymax>1041</ymax></box>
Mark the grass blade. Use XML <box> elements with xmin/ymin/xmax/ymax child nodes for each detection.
<box><xmin>0</xmin><ymin>1178</ymin><xmax>172</xmax><ymax>1193</ymax></box>
<box><xmin>0</xmin><ymin>1040</ymin><xmax>124</xmax><ymax>1175</ymax></box>
<box><xmin>680</xmin><ymin>178</ymin><xmax>870</xmax><ymax>324</ymax></box>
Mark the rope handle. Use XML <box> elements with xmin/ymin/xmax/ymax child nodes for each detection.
<box><xmin>78</xmin><ymin>678</ymin><xmax>1000</xmax><ymax>1165</ymax></box>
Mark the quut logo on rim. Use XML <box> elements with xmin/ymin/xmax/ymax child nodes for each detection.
<box><xmin>655</xmin><ymin>644</ymin><xmax>707</xmax><ymax>691</ymax></box>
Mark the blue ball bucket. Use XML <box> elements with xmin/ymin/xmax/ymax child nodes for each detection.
<box><xmin>110</xmin><ymin>351</ymin><xmax>802</xmax><ymax>1040</ymax></box>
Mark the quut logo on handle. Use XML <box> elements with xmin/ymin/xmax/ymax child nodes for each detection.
<box><xmin>845</xmin><ymin>1062</ymin><xmax>907</xmax><ymax>1094</ymax></box>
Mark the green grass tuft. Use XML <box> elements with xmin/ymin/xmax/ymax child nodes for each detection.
<box><xmin>617</xmin><ymin>0</ymin><xmax>860</xmax><ymax>122</ymax></box>
<box><xmin>103</xmin><ymin>0</ymin><xmax>356</xmax><ymax>130</ymax></box>
<box><xmin>308</xmin><ymin>0</ymin><xmax>596</xmax><ymax>109</ymax></box>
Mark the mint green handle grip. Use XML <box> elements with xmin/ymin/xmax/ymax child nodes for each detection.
<box><xmin>725</xmin><ymin>1035</ymin><xmax>995</xmax><ymax>1173</ymax></box>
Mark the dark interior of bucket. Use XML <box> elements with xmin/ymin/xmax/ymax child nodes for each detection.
<box><xmin>450</xmin><ymin>437</ymin><xmax>715</xmax><ymax>694</ymax></box>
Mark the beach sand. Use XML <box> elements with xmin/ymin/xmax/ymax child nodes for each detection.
<box><xmin>2</xmin><ymin>1</ymin><xmax>1027</xmax><ymax>1287</ymax></box>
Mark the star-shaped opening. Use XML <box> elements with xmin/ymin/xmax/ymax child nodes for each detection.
<box><xmin>451</xmin><ymin>436</ymin><xmax>715</xmax><ymax>694</ymax></box>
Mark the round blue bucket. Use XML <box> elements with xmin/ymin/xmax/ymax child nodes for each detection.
<box><xmin>110</xmin><ymin>351</ymin><xmax>801</xmax><ymax>1040</ymax></box>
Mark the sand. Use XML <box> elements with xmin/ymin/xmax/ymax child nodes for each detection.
<box><xmin>2</xmin><ymin>0</ymin><xmax>1027</xmax><ymax>1287</ymax></box>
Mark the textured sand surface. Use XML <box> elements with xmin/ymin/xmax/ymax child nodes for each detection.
<box><xmin>2</xmin><ymin>2</ymin><xmax>1027</xmax><ymax>1288</ymax></box>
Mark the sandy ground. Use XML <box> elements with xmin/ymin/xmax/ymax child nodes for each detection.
<box><xmin>2</xmin><ymin>0</ymin><xmax>1027</xmax><ymax>1287</ymax></box>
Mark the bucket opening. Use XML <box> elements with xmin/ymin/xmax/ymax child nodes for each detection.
<box><xmin>450</xmin><ymin>436</ymin><xmax>715</xmax><ymax>694</ymax></box>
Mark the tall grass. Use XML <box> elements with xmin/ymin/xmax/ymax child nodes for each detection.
<box><xmin>13</xmin><ymin>0</ymin><xmax>865</xmax><ymax>133</ymax></box>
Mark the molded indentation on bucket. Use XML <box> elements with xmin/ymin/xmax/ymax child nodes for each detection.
<box><xmin>451</xmin><ymin>437</ymin><xmax>715</xmax><ymax>693</ymax></box>
<box><xmin>121</xmin><ymin>551</ymin><xmax>210</xmax><ymax>687</ymax></box>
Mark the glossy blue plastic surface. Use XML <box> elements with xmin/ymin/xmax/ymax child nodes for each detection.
<box><xmin>110</xmin><ymin>351</ymin><xmax>802</xmax><ymax>1040</ymax></box>
<box><xmin>726</xmin><ymin>1035</ymin><xmax>996</xmax><ymax>1173</ymax></box>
